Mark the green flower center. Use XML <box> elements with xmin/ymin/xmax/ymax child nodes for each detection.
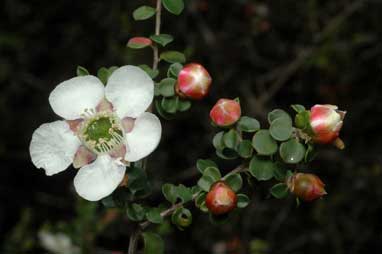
<box><xmin>80</xmin><ymin>113</ymin><xmax>124</xmax><ymax>154</ymax></box>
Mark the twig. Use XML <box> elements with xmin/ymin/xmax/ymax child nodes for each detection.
<box><xmin>139</xmin><ymin>163</ymin><xmax>248</xmax><ymax>230</ymax></box>
<box><xmin>152</xmin><ymin>0</ymin><xmax>162</xmax><ymax>71</ymax></box>
<box><xmin>127</xmin><ymin>226</ymin><xmax>141</xmax><ymax>254</ymax></box>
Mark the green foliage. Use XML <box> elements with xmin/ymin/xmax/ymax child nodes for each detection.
<box><xmin>97</xmin><ymin>67</ymin><xmax>110</xmax><ymax>84</ymax></box>
<box><xmin>139</xmin><ymin>65</ymin><xmax>159</xmax><ymax>79</ymax></box>
<box><xmin>142</xmin><ymin>232</ymin><xmax>165</xmax><ymax>254</ymax></box>
<box><xmin>162</xmin><ymin>0</ymin><xmax>185</xmax><ymax>15</ymax></box>
<box><xmin>197</xmin><ymin>166</ymin><xmax>222</xmax><ymax>192</ymax></box>
<box><xmin>76</xmin><ymin>66</ymin><xmax>89</xmax><ymax>76</ymax></box>
<box><xmin>249</xmin><ymin>156</ymin><xmax>278</xmax><ymax>181</ymax></box>
<box><xmin>195</xmin><ymin>192</ymin><xmax>208</xmax><ymax>212</ymax></box>
<box><xmin>126</xmin><ymin>166</ymin><xmax>151</xmax><ymax>197</ymax></box>
<box><xmin>291</xmin><ymin>104</ymin><xmax>306</xmax><ymax>113</ymax></box>
<box><xmin>196</xmin><ymin>159</ymin><xmax>218</xmax><ymax>174</ymax></box>
<box><xmin>268</xmin><ymin>109</ymin><xmax>292</xmax><ymax>125</ymax></box>
<box><xmin>279</xmin><ymin>139</ymin><xmax>306</xmax><ymax>164</ymax></box>
<box><xmin>237</xmin><ymin>194</ymin><xmax>250</xmax><ymax>208</ymax></box>
<box><xmin>167</xmin><ymin>63</ymin><xmax>183</xmax><ymax>78</ymax></box>
<box><xmin>237</xmin><ymin>116</ymin><xmax>260</xmax><ymax>132</ymax></box>
<box><xmin>126</xmin><ymin>203</ymin><xmax>146</xmax><ymax>221</ymax></box>
<box><xmin>270</xmin><ymin>183</ymin><xmax>289</xmax><ymax>199</ymax></box>
<box><xmin>160</xmin><ymin>51</ymin><xmax>186</xmax><ymax>63</ymax></box>
<box><xmin>252</xmin><ymin>130</ymin><xmax>278</xmax><ymax>156</ymax></box>
<box><xmin>146</xmin><ymin>208</ymin><xmax>164</xmax><ymax>224</ymax></box>
<box><xmin>161</xmin><ymin>96</ymin><xmax>179</xmax><ymax>113</ymax></box>
<box><xmin>158</xmin><ymin>78</ymin><xmax>176</xmax><ymax>97</ymax></box>
<box><xmin>171</xmin><ymin>207</ymin><xmax>192</xmax><ymax>230</ymax></box>
<box><xmin>133</xmin><ymin>6</ymin><xmax>156</xmax><ymax>21</ymax></box>
<box><xmin>237</xmin><ymin>140</ymin><xmax>254</xmax><ymax>158</ymax></box>
<box><xmin>162</xmin><ymin>184</ymin><xmax>193</xmax><ymax>204</ymax></box>
<box><xmin>150</xmin><ymin>34</ymin><xmax>174</xmax><ymax>47</ymax></box>
<box><xmin>269</xmin><ymin>117</ymin><xmax>293</xmax><ymax>141</ymax></box>
<box><xmin>223</xmin><ymin>129</ymin><xmax>241</xmax><ymax>149</ymax></box>
<box><xmin>224</xmin><ymin>173</ymin><xmax>243</xmax><ymax>192</ymax></box>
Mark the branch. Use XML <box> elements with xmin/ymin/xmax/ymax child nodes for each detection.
<box><xmin>152</xmin><ymin>0</ymin><xmax>162</xmax><ymax>71</ymax></box>
<box><xmin>139</xmin><ymin>163</ymin><xmax>248</xmax><ymax>230</ymax></box>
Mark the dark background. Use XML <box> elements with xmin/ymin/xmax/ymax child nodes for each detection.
<box><xmin>1</xmin><ymin>0</ymin><xmax>382</xmax><ymax>253</ymax></box>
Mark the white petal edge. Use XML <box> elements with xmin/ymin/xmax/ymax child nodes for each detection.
<box><xmin>124</xmin><ymin>112</ymin><xmax>162</xmax><ymax>162</ymax></box>
<box><xmin>30</xmin><ymin>121</ymin><xmax>81</xmax><ymax>176</ymax></box>
<box><xmin>73</xmin><ymin>155</ymin><xmax>126</xmax><ymax>201</ymax></box>
<box><xmin>105</xmin><ymin>65</ymin><xmax>154</xmax><ymax>118</ymax></box>
<box><xmin>49</xmin><ymin>75</ymin><xmax>105</xmax><ymax>120</ymax></box>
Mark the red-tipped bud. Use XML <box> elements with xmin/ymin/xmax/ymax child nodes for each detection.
<box><xmin>206</xmin><ymin>181</ymin><xmax>237</xmax><ymax>215</ymax></box>
<box><xmin>176</xmin><ymin>63</ymin><xmax>212</xmax><ymax>100</ymax></box>
<box><xmin>309</xmin><ymin>104</ymin><xmax>346</xmax><ymax>144</ymax></box>
<box><xmin>210</xmin><ymin>99</ymin><xmax>241</xmax><ymax>127</ymax></box>
<box><xmin>287</xmin><ymin>173</ymin><xmax>327</xmax><ymax>202</ymax></box>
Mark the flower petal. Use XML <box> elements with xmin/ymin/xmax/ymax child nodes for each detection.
<box><xmin>124</xmin><ymin>112</ymin><xmax>161</xmax><ymax>162</ymax></box>
<box><xmin>73</xmin><ymin>155</ymin><xmax>126</xmax><ymax>201</ymax></box>
<box><xmin>30</xmin><ymin>121</ymin><xmax>81</xmax><ymax>176</ymax></box>
<box><xmin>49</xmin><ymin>75</ymin><xmax>105</xmax><ymax>120</ymax></box>
<box><xmin>105</xmin><ymin>66</ymin><xmax>154</xmax><ymax>118</ymax></box>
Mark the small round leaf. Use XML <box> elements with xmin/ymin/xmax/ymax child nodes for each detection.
<box><xmin>249</xmin><ymin>156</ymin><xmax>277</xmax><ymax>181</ymax></box>
<box><xmin>270</xmin><ymin>117</ymin><xmax>293</xmax><ymax>141</ymax></box>
<box><xmin>252</xmin><ymin>130</ymin><xmax>278</xmax><ymax>156</ymax></box>
<box><xmin>237</xmin><ymin>194</ymin><xmax>250</xmax><ymax>208</ymax></box>
<box><xmin>279</xmin><ymin>139</ymin><xmax>306</xmax><ymax>164</ymax></box>
<box><xmin>237</xmin><ymin>116</ymin><xmax>260</xmax><ymax>132</ymax></box>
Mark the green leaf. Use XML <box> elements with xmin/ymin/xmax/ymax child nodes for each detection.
<box><xmin>158</xmin><ymin>78</ymin><xmax>176</xmax><ymax>97</ymax></box>
<box><xmin>155</xmin><ymin>99</ymin><xmax>174</xmax><ymax>120</ymax></box>
<box><xmin>101</xmin><ymin>195</ymin><xmax>116</xmax><ymax>208</ymax></box>
<box><xmin>279</xmin><ymin>139</ymin><xmax>306</xmax><ymax>164</ymax></box>
<box><xmin>167</xmin><ymin>63</ymin><xmax>183</xmax><ymax>78</ymax></box>
<box><xmin>203</xmin><ymin>167</ymin><xmax>221</xmax><ymax>182</ymax></box>
<box><xmin>237</xmin><ymin>140</ymin><xmax>254</xmax><ymax>158</ymax></box>
<box><xmin>268</xmin><ymin>109</ymin><xmax>292</xmax><ymax>124</ymax></box>
<box><xmin>237</xmin><ymin>194</ymin><xmax>250</xmax><ymax>208</ymax></box>
<box><xmin>142</xmin><ymin>232</ymin><xmax>164</xmax><ymax>254</ymax></box>
<box><xmin>273</xmin><ymin>164</ymin><xmax>287</xmax><ymax>181</ymax></box>
<box><xmin>304</xmin><ymin>144</ymin><xmax>316</xmax><ymax>162</ymax></box>
<box><xmin>177</xmin><ymin>99</ymin><xmax>191</xmax><ymax>112</ymax></box>
<box><xmin>139</xmin><ymin>65</ymin><xmax>159</xmax><ymax>79</ymax></box>
<box><xmin>269</xmin><ymin>117</ymin><xmax>293</xmax><ymax>141</ymax></box>
<box><xmin>97</xmin><ymin>67</ymin><xmax>110</xmax><ymax>84</ymax></box>
<box><xmin>224</xmin><ymin>174</ymin><xmax>243</xmax><ymax>192</ymax></box>
<box><xmin>176</xmin><ymin>184</ymin><xmax>193</xmax><ymax>203</ymax></box>
<box><xmin>126</xmin><ymin>203</ymin><xmax>146</xmax><ymax>221</ymax></box>
<box><xmin>171</xmin><ymin>207</ymin><xmax>192</xmax><ymax>229</ymax></box>
<box><xmin>161</xmin><ymin>96</ymin><xmax>179</xmax><ymax>113</ymax></box>
<box><xmin>146</xmin><ymin>208</ymin><xmax>164</xmax><ymax>224</ymax></box>
<box><xmin>133</xmin><ymin>6</ymin><xmax>156</xmax><ymax>21</ymax></box>
<box><xmin>76</xmin><ymin>66</ymin><xmax>89</xmax><ymax>76</ymax></box>
<box><xmin>237</xmin><ymin>116</ymin><xmax>260</xmax><ymax>132</ymax></box>
<box><xmin>126</xmin><ymin>167</ymin><xmax>151</xmax><ymax>197</ymax></box>
<box><xmin>195</xmin><ymin>192</ymin><xmax>208</xmax><ymax>212</ymax></box>
<box><xmin>294</xmin><ymin>110</ymin><xmax>311</xmax><ymax>131</ymax></box>
<box><xmin>216</xmin><ymin>148</ymin><xmax>238</xmax><ymax>160</ymax></box>
<box><xmin>150</xmin><ymin>34</ymin><xmax>174</xmax><ymax>47</ymax></box>
<box><xmin>213</xmin><ymin>131</ymin><xmax>225</xmax><ymax>150</ymax></box>
<box><xmin>162</xmin><ymin>0</ymin><xmax>185</xmax><ymax>15</ymax></box>
<box><xmin>291</xmin><ymin>104</ymin><xmax>305</xmax><ymax>113</ymax></box>
<box><xmin>196</xmin><ymin>159</ymin><xmax>218</xmax><ymax>174</ymax></box>
<box><xmin>249</xmin><ymin>156</ymin><xmax>277</xmax><ymax>181</ymax></box>
<box><xmin>223</xmin><ymin>129</ymin><xmax>241</xmax><ymax>149</ymax></box>
<box><xmin>160</xmin><ymin>51</ymin><xmax>186</xmax><ymax>63</ymax></box>
<box><xmin>162</xmin><ymin>183</ymin><xmax>177</xmax><ymax>204</ymax></box>
<box><xmin>197</xmin><ymin>175</ymin><xmax>215</xmax><ymax>192</ymax></box>
<box><xmin>270</xmin><ymin>183</ymin><xmax>289</xmax><ymax>199</ymax></box>
<box><xmin>252</xmin><ymin>130</ymin><xmax>278</xmax><ymax>156</ymax></box>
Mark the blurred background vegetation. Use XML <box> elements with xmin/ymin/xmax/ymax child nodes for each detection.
<box><xmin>1</xmin><ymin>0</ymin><xmax>382</xmax><ymax>253</ymax></box>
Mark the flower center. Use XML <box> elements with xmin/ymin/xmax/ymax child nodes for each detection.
<box><xmin>79</xmin><ymin>112</ymin><xmax>124</xmax><ymax>155</ymax></box>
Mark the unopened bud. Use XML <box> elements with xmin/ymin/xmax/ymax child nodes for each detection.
<box><xmin>206</xmin><ymin>181</ymin><xmax>237</xmax><ymax>215</ymax></box>
<box><xmin>210</xmin><ymin>99</ymin><xmax>241</xmax><ymax>127</ymax></box>
<box><xmin>287</xmin><ymin>173</ymin><xmax>327</xmax><ymax>202</ymax></box>
<box><xmin>310</xmin><ymin>104</ymin><xmax>346</xmax><ymax>144</ymax></box>
<box><xmin>176</xmin><ymin>63</ymin><xmax>212</xmax><ymax>100</ymax></box>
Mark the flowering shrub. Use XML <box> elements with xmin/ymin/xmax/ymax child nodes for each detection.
<box><xmin>28</xmin><ymin>0</ymin><xmax>347</xmax><ymax>253</ymax></box>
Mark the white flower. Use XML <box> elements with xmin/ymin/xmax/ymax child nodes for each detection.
<box><xmin>30</xmin><ymin>66</ymin><xmax>162</xmax><ymax>201</ymax></box>
<box><xmin>38</xmin><ymin>231</ymin><xmax>80</xmax><ymax>254</ymax></box>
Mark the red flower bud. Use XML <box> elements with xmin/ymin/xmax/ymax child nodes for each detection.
<box><xmin>287</xmin><ymin>173</ymin><xmax>327</xmax><ymax>202</ymax></box>
<box><xmin>310</xmin><ymin>104</ymin><xmax>346</xmax><ymax>144</ymax></box>
<box><xmin>176</xmin><ymin>63</ymin><xmax>212</xmax><ymax>100</ymax></box>
<box><xmin>210</xmin><ymin>99</ymin><xmax>241</xmax><ymax>127</ymax></box>
<box><xmin>206</xmin><ymin>181</ymin><xmax>237</xmax><ymax>215</ymax></box>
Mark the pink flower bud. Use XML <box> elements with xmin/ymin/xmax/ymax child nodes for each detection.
<box><xmin>176</xmin><ymin>63</ymin><xmax>212</xmax><ymax>100</ymax></box>
<box><xmin>210</xmin><ymin>99</ymin><xmax>241</xmax><ymax>127</ymax></box>
<box><xmin>309</xmin><ymin>104</ymin><xmax>346</xmax><ymax>144</ymax></box>
<box><xmin>287</xmin><ymin>173</ymin><xmax>327</xmax><ymax>202</ymax></box>
<box><xmin>206</xmin><ymin>181</ymin><xmax>237</xmax><ymax>215</ymax></box>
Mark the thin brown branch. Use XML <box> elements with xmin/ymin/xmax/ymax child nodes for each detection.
<box><xmin>152</xmin><ymin>0</ymin><xmax>162</xmax><ymax>71</ymax></box>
